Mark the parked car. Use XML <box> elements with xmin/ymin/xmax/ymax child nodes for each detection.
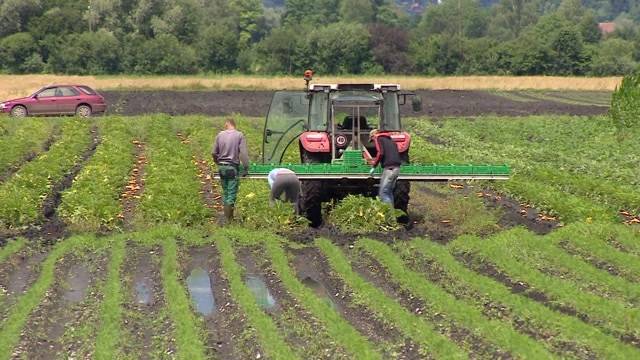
<box><xmin>0</xmin><ymin>85</ymin><xmax>106</xmax><ymax>117</ymax></box>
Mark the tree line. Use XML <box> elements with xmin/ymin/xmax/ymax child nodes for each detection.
<box><xmin>0</xmin><ymin>0</ymin><xmax>638</xmax><ymax>76</ymax></box>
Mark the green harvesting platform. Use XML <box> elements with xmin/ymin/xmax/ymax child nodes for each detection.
<box><xmin>238</xmin><ymin>150</ymin><xmax>510</xmax><ymax>181</ymax></box>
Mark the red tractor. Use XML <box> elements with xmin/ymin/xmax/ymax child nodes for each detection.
<box><xmin>262</xmin><ymin>72</ymin><xmax>421</xmax><ymax>227</ymax></box>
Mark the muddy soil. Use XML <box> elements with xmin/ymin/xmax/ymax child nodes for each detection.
<box><xmin>101</xmin><ymin>90</ymin><xmax>608</xmax><ymax>118</ymax></box>
<box><xmin>122</xmin><ymin>245</ymin><xmax>175</xmax><ymax>359</ymax></box>
<box><xmin>184</xmin><ymin>245</ymin><xmax>256</xmax><ymax>360</ymax></box>
<box><xmin>0</xmin><ymin>249</ymin><xmax>47</xmax><ymax>322</ymax></box>
<box><xmin>14</xmin><ymin>252</ymin><xmax>107</xmax><ymax>359</ymax></box>
<box><xmin>290</xmin><ymin>246</ymin><xmax>421</xmax><ymax>359</ymax></box>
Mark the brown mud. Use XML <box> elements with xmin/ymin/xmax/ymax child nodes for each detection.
<box><xmin>122</xmin><ymin>245</ymin><xmax>175</xmax><ymax>359</ymax></box>
<box><xmin>290</xmin><ymin>246</ymin><xmax>421</xmax><ymax>359</ymax></box>
<box><xmin>352</xmin><ymin>250</ymin><xmax>509</xmax><ymax>358</ymax></box>
<box><xmin>0</xmin><ymin>249</ymin><xmax>47</xmax><ymax>322</ymax></box>
<box><xmin>120</xmin><ymin>140</ymin><xmax>147</xmax><ymax>230</ymax></box>
<box><xmin>184</xmin><ymin>246</ymin><xmax>255</xmax><ymax>360</ymax></box>
<box><xmin>13</xmin><ymin>252</ymin><xmax>108</xmax><ymax>359</ymax></box>
<box><xmin>101</xmin><ymin>90</ymin><xmax>608</xmax><ymax>118</ymax></box>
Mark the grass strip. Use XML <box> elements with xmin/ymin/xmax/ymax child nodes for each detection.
<box><xmin>0</xmin><ymin>235</ymin><xmax>98</xmax><ymax>360</ymax></box>
<box><xmin>358</xmin><ymin>238</ymin><xmax>553</xmax><ymax>358</ymax></box>
<box><xmin>0</xmin><ymin>119</ymin><xmax>93</xmax><ymax>228</ymax></box>
<box><xmin>58</xmin><ymin>118</ymin><xmax>136</xmax><ymax>231</ymax></box>
<box><xmin>0</xmin><ymin>118</ymin><xmax>59</xmax><ymax>176</ymax></box>
<box><xmin>215</xmin><ymin>234</ymin><xmax>297</xmax><ymax>360</ymax></box>
<box><xmin>552</xmin><ymin>223</ymin><xmax>640</xmax><ymax>282</ymax></box>
<box><xmin>497</xmin><ymin>228</ymin><xmax>640</xmax><ymax>302</ymax></box>
<box><xmin>260</xmin><ymin>234</ymin><xmax>380</xmax><ymax>360</ymax></box>
<box><xmin>0</xmin><ymin>237</ymin><xmax>26</xmax><ymax>264</ymax></box>
<box><xmin>315</xmin><ymin>238</ymin><xmax>466</xmax><ymax>359</ymax></box>
<box><xmin>159</xmin><ymin>233</ymin><xmax>208</xmax><ymax>360</ymax></box>
<box><xmin>450</xmin><ymin>232</ymin><xmax>640</xmax><ymax>341</ymax></box>
<box><xmin>94</xmin><ymin>234</ymin><xmax>127</xmax><ymax>360</ymax></box>
<box><xmin>406</xmin><ymin>239</ymin><xmax>640</xmax><ymax>359</ymax></box>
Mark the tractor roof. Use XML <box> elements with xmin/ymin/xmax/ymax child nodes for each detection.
<box><xmin>309</xmin><ymin>84</ymin><xmax>401</xmax><ymax>92</ymax></box>
<box><xmin>331</xmin><ymin>91</ymin><xmax>382</xmax><ymax>103</ymax></box>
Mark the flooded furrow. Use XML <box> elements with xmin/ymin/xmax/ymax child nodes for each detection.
<box><xmin>0</xmin><ymin>248</ymin><xmax>48</xmax><ymax>323</ymax></box>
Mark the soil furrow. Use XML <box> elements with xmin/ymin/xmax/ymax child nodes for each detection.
<box><xmin>558</xmin><ymin>240</ymin><xmax>638</xmax><ymax>283</ymax></box>
<box><xmin>184</xmin><ymin>245</ymin><xmax>255</xmax><ymax>360</ymax></box>
<box><xmin>456</xmin><ymin>252</ymin><xmax>640</xmax><ymax>348</ymax></box>
<box><xmin>402</xmin><ymin>251</ymin><xmax>598</xmax><ymax>359</ymax></box>
<box><xmin>38</xmin><ymin>126</ymin><xmax>101</xmax><ymax>242</ymax></box>
<box><xmin>352</xmin><ymin>251</ymin><xmax>510</xmax><ymax>359</ymax></box>
<box><xmin>0</xmin><ymin>249</ymin><xmax>47</xmax><ymax>324</ymax></box>
<box><xmin>122</xmin><ymin>245</ymin><xmax>174</xmax><ymax>359</ymax></box>
<box><xmin>194</xmin><ymin>158</ymin><xmax>222</xmax><ymax>220</ymax></box>
<box><xmin>290</xmin><ymin>246</ymin><xmax>421</xmax><ymax>359</ymax></box>
<box><xmin>0</xmin><ymin>134</ymin><xmax>57</xmax><ymax>184</ymax></box>
<box><xmin>120</xmin><ymin>140</ymin><xmax>147</xmax><ymax>230</ymax></box>
<box><xmin>13</xmin><ymin>252</ymin><xmax>108</xmax><ymax>359</ymax></box>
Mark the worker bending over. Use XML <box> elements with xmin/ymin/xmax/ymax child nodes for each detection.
<box><xmin>213</xmin><ymin>118</ymin><xmax>249</xmax><ymax>222</ymax></box>
<box><xmin>268</xmin><ymin>168</ymin><xmax>301</xmax><ymax>213</ymax></box>
<box><xmin>369</xmin><ymin>129</ymin><xmax>401</xmax><ymax>205</ymax></box>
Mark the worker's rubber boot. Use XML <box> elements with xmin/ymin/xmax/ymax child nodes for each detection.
<box><xmin>223</xmin><ymin>205</ymin><xmax>234</xmax><ymax>224</ymax></box>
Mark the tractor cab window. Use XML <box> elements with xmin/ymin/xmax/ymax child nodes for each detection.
<box><xmin>381</xmin><ymin>92</ymin><xmax>401</xmax><ymax>130</ymax></box>
<box><xmin>309</xmin><ymin>92</ymin><xmax>329</xmax><ymax>131</ymax></box>
<box><xmin>263</xmin><ymin>91</ymin><xmax>308</xmax><ymax>163</ymax></box>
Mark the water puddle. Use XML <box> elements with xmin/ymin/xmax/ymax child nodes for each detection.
<box><xmin>186</xmin><ymin>267</ymin><xmax>216</xmax><ymax>316</ymax></box>
<box><xmin>302</xmin><ymin>276</ymin><xmax>337</xmax><ymax>309</ymax></box>
<box><xmin>135</xmin><ymin>280</ymin><xmax>152</xmax><ymax>305</ymax></box>
<box><xmin>245</xmin><ymin>275</ymin><xmax>277</xmax><ymax>310</ymax></box>
<box><xmin>6</xmin><ymin>252</ymin><xmax>47</xmax><ymax>295</ymax></box>
<box><xmin>63</xmin><ymin>264</ymin><xmax>91</xmax><ymax>303</ymax></box>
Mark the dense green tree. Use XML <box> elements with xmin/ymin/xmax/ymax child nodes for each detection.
<box><xmin>591</xmin><ymin>38</ymin><xmax>635</xmax><ymax>75</ymax></box>
<box><xmin>283</xmin><ymin>0</ymin><xmax>341</xmax><ymax>26</ymax></box>
<box><xmin>229</xmin><ymin>0</ymin><xmax>264</xmax><ymax>47</ymax></box>
<box><xmin>46</xmin><ymin>30</ymin><xmax>122</xmax><ymax>74</ymax></box>
<box><xmin>418</xmin><ymin>0</ymin><xmax>489</xmax><ymax>39</ymax></box>
<box><xmin>0</xmin><ymin>0</ymin><xmax>42</xmax><ymax>37</ymax></box>
<box><xmin>550</xmin><ymin>27</ymin><xmax>588</xmax><ymax>75</ymax></box>
<box><xmin>340</xmin><ymin>0</ymin><xmax>375</xmax><ymax>23</ymax></box>
<box><xmin>369</xmin><ymin>24</ymin><xmax>412</xmax><ymax>73</ymax></box>
<box><xmin>307</xmin><ymin>22</ymin><xmax>372</xmax><ymax>73</ymax></box>
<box><xmin>0</xmin><ymin>32</ymin><xmax>39</xmax><ymax>73</ymax></box>
<box><xmin>197</xmin><ymin>22</ymin><xmax>240</xmax><ymax>72</ymax></box>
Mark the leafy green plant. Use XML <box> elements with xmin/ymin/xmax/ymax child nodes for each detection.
<box><xmin>328</xmin><ymin>195</ymin><xmax>402</xmax><ymax>234</ymax></box>
<box><xmin>0</xmin><ymin>118</ymin><xmax>59</xmax><ymax>175</ymax></box>
<box><xmin>0</xmin><ymin>119</ymin><xmax>93</xmax><ymax>228</ymax></box>
<box><xmin>235</xmin><ymin>180</ymin><xmax>308</xmax><ymax>232</ymax></box>
<box><xmin>59</xmin><ymin>118</ymin><xmax>136</xmax><ymax>231</ymax></box>
<box><xmin>610</xmin><ymin>72</ymin><xmax>640</xmax><ymax>135</ymax></box>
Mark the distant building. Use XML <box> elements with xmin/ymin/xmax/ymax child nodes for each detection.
<box><xmin>598</xmin><ymin>22</ymin><xmax>616</xmax><ymax>35</ymax></box>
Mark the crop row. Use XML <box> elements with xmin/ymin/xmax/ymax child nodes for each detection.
<box><xmin>0</xmin><ymin>118</ymin><xmax>60</xmax><ymax>178</ymax></box>
<box><xmin>0</xmin><ymin>120</ymin><xmax>94</xmax><ymax>228</ymax></box>
<box><xmin>1</xmin><ymin>224</ymin><xmax>638</xmax><ymax>359</ymax></box>
<box><xmin>58</xmin><ymin>118</ymin><xmax>139</xmax><ymax>231</ymax></box>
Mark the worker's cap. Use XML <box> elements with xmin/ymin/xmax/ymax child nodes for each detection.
<box><xmin>369</xmin><ymin>129</ymin><xmax>379</xmax><ymax>139</ymax></box>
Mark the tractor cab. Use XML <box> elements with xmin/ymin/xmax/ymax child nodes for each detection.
<box><xmin>263</xmin><ymin>83</ymin><xmax>415</xmax><ymax>164</ymax></box>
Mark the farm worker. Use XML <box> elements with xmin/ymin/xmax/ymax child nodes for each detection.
<box><xmin>213</xmin><ymin>118</ymin><xmax>250</xmax><ymax>222</ymax></box>
<box><xmin>369</xmin><ymin>129</ymin><xmax>401</xmax><ymax>205</ymax></box>
<box><xmin>268</xmin><ymin>168</ymin><xmax>301</xmax><ymax>213</ymax></box>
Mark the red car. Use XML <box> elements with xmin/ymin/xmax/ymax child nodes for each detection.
<box><xmin>0</xmin><ymin>85</ymin><xmax>106</xmax><ymax>117</ymax></box>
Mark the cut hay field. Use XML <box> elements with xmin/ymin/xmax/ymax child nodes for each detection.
<box><xmin>0</xmin><ymin>74</ymin><xmax>622</xmax><ymax>101</ymax></box>
<box><xmin>0</xmin><ymin>114</ymin><xmax>638</xmax><ymax>359</ymax></box>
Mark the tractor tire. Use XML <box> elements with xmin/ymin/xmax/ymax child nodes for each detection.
<box><xmin>394</xmin><ymin>180</ymin><xmax>410</xmax><ymax>224</ymax></box>
<box><xmin>300</xmin><ymin>149</ymin><xmax>326</xmax><ymax>227</ymax></box>
<box><xmin>301</xmin><ymin>180</ymin><xmax>323</xmax><ymax>227</ymax></box>
<box><xmin>10</xmin><ymin>105</ymin><xmax>27</xmax><ymax>118</ymax></box>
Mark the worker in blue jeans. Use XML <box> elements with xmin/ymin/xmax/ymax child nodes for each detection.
<box><xmin>369</xmin><ymin>129</ymin><xmax>401</xmax><ymax>205</ymax></box>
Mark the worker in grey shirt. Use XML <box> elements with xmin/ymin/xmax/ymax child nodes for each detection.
<box><xmin>212</xmin><ymin>118</ymin><xmax>249</xmax><ymax>222</ymax></box>
<box><xmin>268</xmin><ymin>168</ymin><xmax>301</xmax><ymax>214</ymax></box>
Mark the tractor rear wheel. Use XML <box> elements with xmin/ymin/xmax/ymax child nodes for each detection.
<box><xmin>394</xmin><ymin>180</ymin><xmax>410</xmax><ymax>224</ymax></box>
<box><xmin>300</xmin><ymin>149</ymin><xmax>327</xmax><ymax>227</ymax></box>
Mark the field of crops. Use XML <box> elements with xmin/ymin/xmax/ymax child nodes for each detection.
<box><xmin>0</xmin><ymin>114</ymin><xmax>638</xmax><ymax>359</ymax></box>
